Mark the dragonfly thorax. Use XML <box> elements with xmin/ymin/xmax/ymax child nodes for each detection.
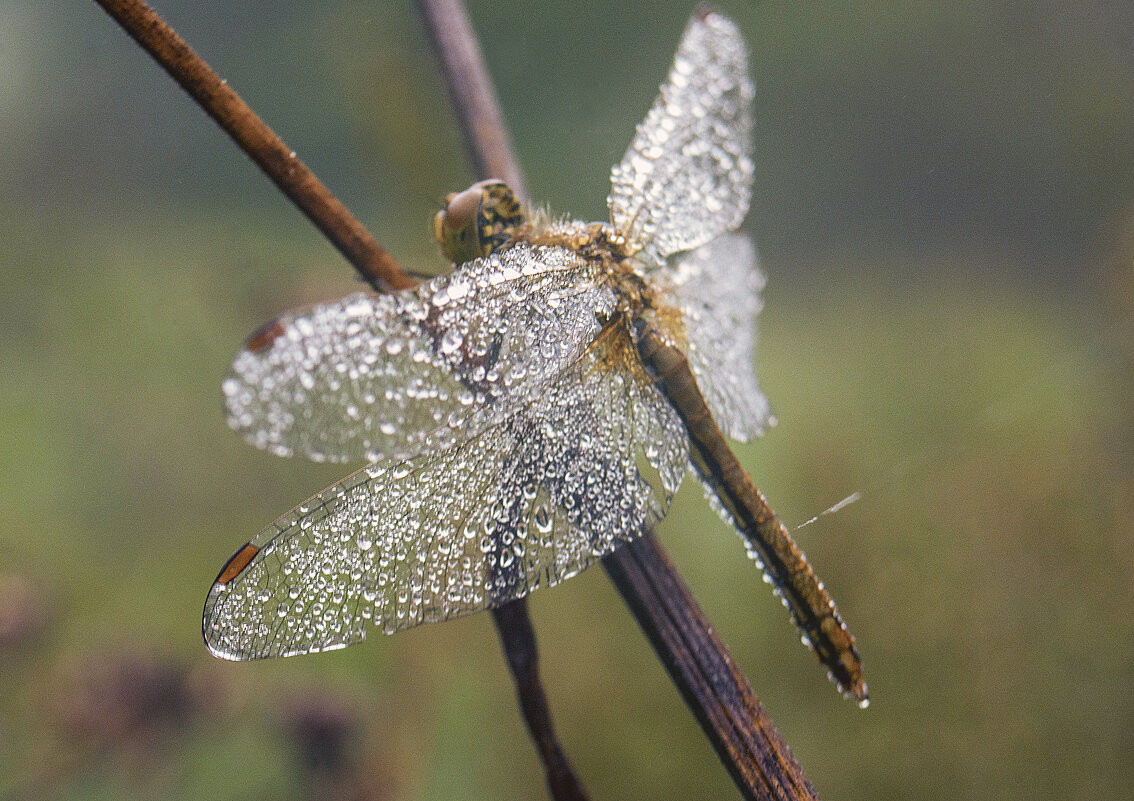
<box><xmin>526</xmin><ymin>220</ymin><xmax>656</xmax><ymax>324</ymax></box>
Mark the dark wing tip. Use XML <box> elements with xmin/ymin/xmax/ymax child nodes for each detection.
<box><xmin>201</xmin><ymin>542</ymin><xmax>262</xmax><ymax>661</ymax></box>
<box><xmin>214</xmin><ymin>542</ymin><xmax>261</xmax><ymax>585</ymax></box>
<box><xmin>244</xmin><ymin>319</ymin><xmax>287</xmax><ymax>354</ymax></box>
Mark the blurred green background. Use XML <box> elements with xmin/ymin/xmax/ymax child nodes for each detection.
<box><xmin>2</xmin><ymin>1</ymin><xmax>1132</xmax><ymax>799</ymax></box>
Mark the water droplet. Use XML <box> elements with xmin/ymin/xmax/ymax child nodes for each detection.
<box><xmin>441</xmin><ymin>328</ymin><xmax>463</xmax><ymax>354</ymax></box>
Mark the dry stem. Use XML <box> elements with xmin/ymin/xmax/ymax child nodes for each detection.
<box><xmin>93</xmin><ymin>0</ymin><xmax>414</xmax><ymax>292</ymax></box>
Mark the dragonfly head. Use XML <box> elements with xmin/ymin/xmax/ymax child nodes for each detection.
<box><xmin>433</xmin><ymin>180</ymin><xmax>525</xmax><ymax>264</ymax></box>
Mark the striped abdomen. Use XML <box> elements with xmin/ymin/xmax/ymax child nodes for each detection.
<box><xmin>636</xmin><ymin>320</ymin><xmax>867</xmax><ymax>704</ymax></box>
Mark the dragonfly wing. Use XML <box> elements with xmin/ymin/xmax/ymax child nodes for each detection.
<box><xmin>654</xmin><ymin>233</ymin><xmax>771</xmax><ymax>442</ymax></box>
<box><xmin>203</xmin><ymin>328</ymin><xmax>687</xmax><ymax>661</ymax></box>
<box><xmin>609</xmin><ymin>10</ymin><xmax>753</xmax><ymax>264</ymax></box>
<box><xmin>223</xmin><ymin>242</ymin><xmax>614</xmax><ymax>463</ymax></box>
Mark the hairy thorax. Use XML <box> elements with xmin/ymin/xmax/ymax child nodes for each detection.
<box><xmin>524</xmin><ymin>220</ymin><xmax>660</xmax><ymax>326</ymax></box>
<box><xmin>522</xmin><ymin>219</ymin><xmax>689</xmax><ymax>384</ymax></box>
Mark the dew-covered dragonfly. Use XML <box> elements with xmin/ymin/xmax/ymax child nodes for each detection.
<box><xmin>204</xmin><ymin>9</ymin><xmax>866</xmax><ymax>704</ymax></box>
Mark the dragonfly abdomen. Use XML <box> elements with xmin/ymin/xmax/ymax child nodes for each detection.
<box><xmin>635</xmin><ymin>320</ymin><xmax>868</xmax><ymax>705</ymax></box>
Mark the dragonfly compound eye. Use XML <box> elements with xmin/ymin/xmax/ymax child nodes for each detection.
<box><xmin>434</xmin><ymin>179</ymin><xmax>524</xmax><ymax>264</ymax></box>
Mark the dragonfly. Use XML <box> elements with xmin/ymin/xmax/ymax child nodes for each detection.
<box><xmin>204</xmin><ymin>9</ymin><xmax>867</xmax><ymax>705</ymax></box>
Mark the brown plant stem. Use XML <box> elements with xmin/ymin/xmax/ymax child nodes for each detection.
<box><xmin>415</xmin><ymin>2</ymin><xmax>587</xmax><ymax>799</ymax></box>
<box><xmin>604</xmin><ymin>535</ymin><xmax>820</xmax><ymax>801</ymax></box>
<box><xmin>491</xmin><ymin>603</ymin><xmax>589</xmax><ymax>801</ymax></box>
<box><xmin>415</xmin><ymin>0</ymin><xmax>529</xmax><ymax>204</ymax></box>
<box><xmin>92</xmin><ymin>0</ymin><xmax>414</xmax><ymax>292</ymax></box>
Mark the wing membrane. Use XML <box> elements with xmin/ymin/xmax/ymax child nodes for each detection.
<box><xmin>653</xmin><ymin>233</ymin><xmax>770</xmax><ymax>442</ymax></box>
<box><xmin>223</xmin><ymin>242</ymin><xmax>614</xmax><ymax>463</ymax></box>
<box><xmin>609</xmin><ymin>11</ymin><xmax>753</xmax><ymax>263</ymax></box>
<box><xmin>204</xmin><ymin>326</ymin><xmax>688</xmax><ymax>661</ymax></box>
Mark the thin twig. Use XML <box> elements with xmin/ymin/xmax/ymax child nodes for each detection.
<box><xmin>415</xmin><ymin>0</ymin><xmax>529</xmax><ymax>204</ymax></box>
<box><xmin>415</xmin><ymin>3</ymin><xmax>824</xmax><ymax>799</ymax></box>
<box><xmin>492</xmin><ymin>604</ymin><xmax>589</xmax><ymax>801</ymax></box>
<box><xmin>415</xmin><ymin>2</ymin><xmax>587</xmax><ymax>798</ymax></box>
<box><xmin>604</xmin><ymin>535</ymin><xmax>820</xmax><ymax>801</ymax></box>
<box><xmin>92</xmin><ymin>0</ymin><xmax>414</xmax><ymax>292</ymax></box>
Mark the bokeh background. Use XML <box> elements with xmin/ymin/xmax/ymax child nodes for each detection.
<box><xmin>2</xmin><ymin>1</ymin><xmax>1132</xmax><ymax>799</ymax></box>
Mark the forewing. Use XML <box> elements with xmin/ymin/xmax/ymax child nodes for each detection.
<box><xmin>654</xmin><ymin>233</ymin><xmax>771</xmax><ymax>442</ymax></box>
<box><xmin>608</xmin><ymin>10</ymin><xmax>753</xmax><ymax>264</ymax></box>
<box><xmin>203</xmin><ymin>326</ymin><xmax>688</xmax><ymax>661</ymax></box>
<box><xmin>223</xmin><ymin>242</ymin><xmax>614</xmax><ymax>463</ymax></box>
